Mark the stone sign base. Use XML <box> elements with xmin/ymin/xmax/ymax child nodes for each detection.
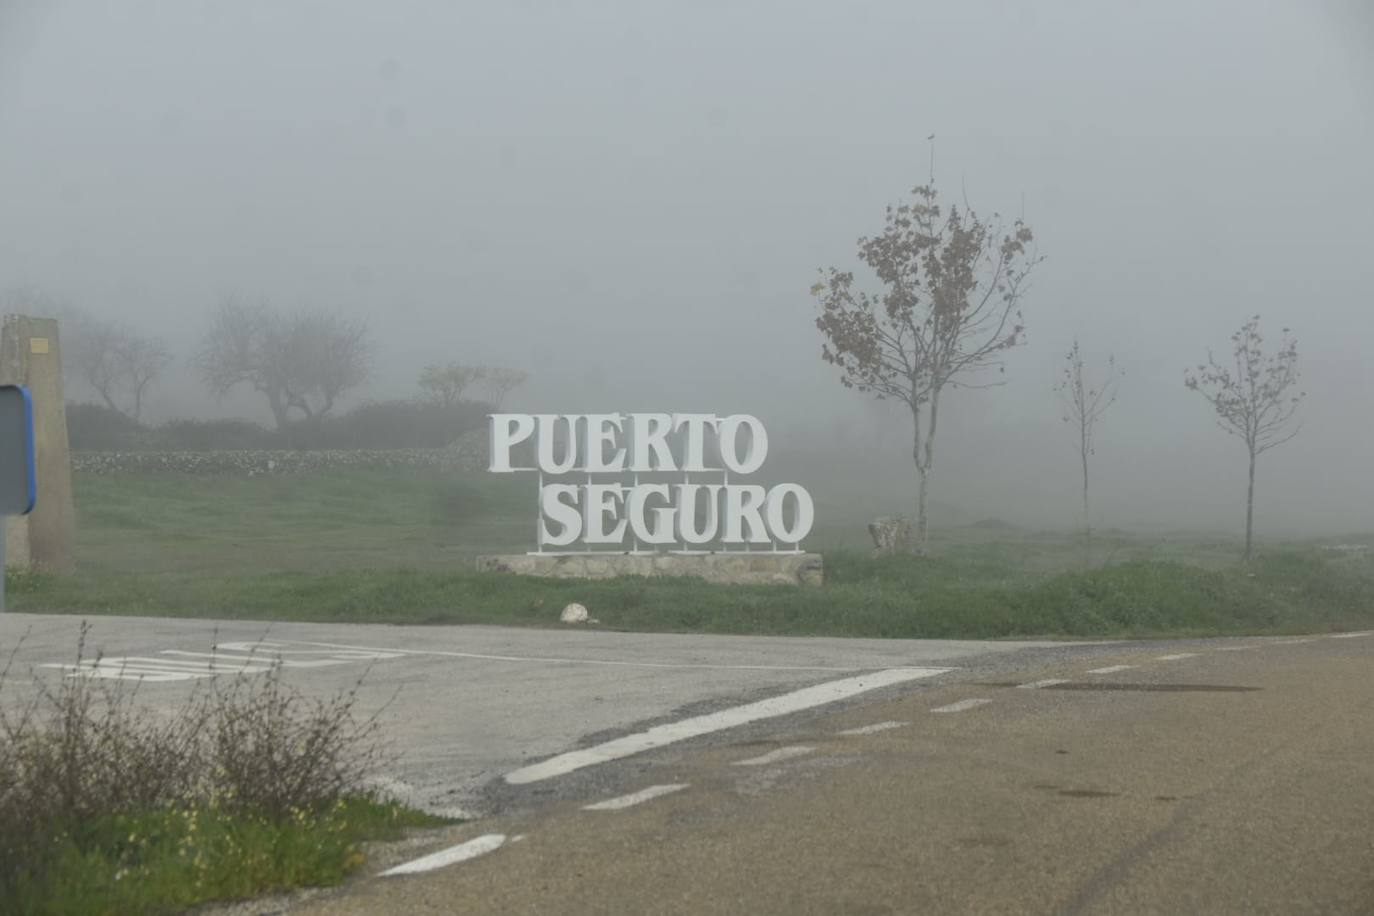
<box><xmin>476</xmin><ymin>552</ymin><xmax>824</xmax><ymax>587</ymax></box>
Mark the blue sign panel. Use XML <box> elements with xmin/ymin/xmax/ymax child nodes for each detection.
<box><xmin>0</xmin><ymin>385</ymin><xmax>36</xmax><ymax>516</ymax></box>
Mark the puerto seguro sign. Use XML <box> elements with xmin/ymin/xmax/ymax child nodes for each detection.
<box><xmin>489</xmin><ymin>413</ymin><xmax>815</xmax><ymax>555</ymax></box>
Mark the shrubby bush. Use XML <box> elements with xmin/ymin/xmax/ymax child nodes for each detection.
<box><xmin>279</xmin><ymin>399</ymin><xmax>489</xmax><ymax>450</ymax></box>
<box><xmin>156</xmin><ymin>418</ymin><xmax>273</xmax><ymax>451</ymax></box>
<box><xmin>0</xmin><ymin>626</ymin><xmax>387</xmax><ymax>907</ymax></box>
<box><xmin>64</xmin><ymin>403</ymin><xmax>150</xmax><ymax>451</ymax></box>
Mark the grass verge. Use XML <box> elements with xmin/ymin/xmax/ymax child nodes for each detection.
<box><xmin>10</xmin><ymin>547</ymin><xmax>1374</xmax><ymax>639</ymax></box>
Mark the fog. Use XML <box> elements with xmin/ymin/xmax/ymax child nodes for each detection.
<box><xmin>2</xmin><ymin>0</ymin><xmax>1371</xmax><ymax>536</ymax></box>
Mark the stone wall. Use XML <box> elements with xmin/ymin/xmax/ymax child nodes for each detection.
<box><xmin>476</xmin><ymin>551</ymin><xmax>824</xmax><ymax>587</ymax></box>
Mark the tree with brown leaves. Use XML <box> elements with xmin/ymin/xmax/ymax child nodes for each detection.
<box><xmin>1185</xmin><ymin>316</ymin><xmax>1303</xmax><ymax>563</ymax></box>
<box><xmin>812</xmin><ymin>183</ymin><xmax>1040</xmax><ymax>554</ymax></box>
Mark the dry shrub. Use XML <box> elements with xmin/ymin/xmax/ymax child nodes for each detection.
<box><xmin>0</xmin><ymin>625</ymin><xmax>388</xmax><ymax>898</ymax></box>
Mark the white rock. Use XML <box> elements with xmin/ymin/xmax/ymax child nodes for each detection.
<box><xmin>560</xmin><ymin>602</ymin><xmax>590</xmax><ymax>623</ymax></box>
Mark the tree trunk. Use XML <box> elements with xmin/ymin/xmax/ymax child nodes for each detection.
<box><xmin>1081</xmin><ymin>438</ymin><xmax>1091</xmax><ymax>564</ymax></box>
<box><xmin>1244</xmin><ymin>448</ymin><xmax>1256</xmax><ymax>563</ymax></box>
<box><xmin>913</xmin><ymin>391</ymin><xmax>941</xmax><ymax>556</ymax></box>
<box><xmin>911</xmin><ymin>401</ymin><xmax>923</xmax><ymax>554</ymax></box>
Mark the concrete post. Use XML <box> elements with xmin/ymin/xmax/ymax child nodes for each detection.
<box><xmin>0</xmin><ymin>315</ymin><xmax>75</xmax><ymax>573</ymax></box>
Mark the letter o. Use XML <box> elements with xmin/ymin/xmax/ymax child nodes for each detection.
<box><xmin>717</xmin><ymin>414</ymin><xmax>768</xmax><ymax>475</ymax></box>
<box><xmin>765</xmin><ymin>483</ymin><xmax>815</xmax><ymax>544</ymax></box>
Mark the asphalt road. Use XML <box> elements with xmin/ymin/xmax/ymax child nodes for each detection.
<box><xmin>6</xmin><ymin>615</ymin><xmax>1370</xmax><ymax>913</ymax></box>
<box><xmin>292</xmin><ymin>628</ymin><xmax>1370</xmax><ymax>916</ymax></box>
<box><xmin>0</xmin><ymin>613</ymin><xmax>1069</xmax><ymax>817</ymax></box>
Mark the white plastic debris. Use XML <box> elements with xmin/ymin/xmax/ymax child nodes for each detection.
<box><xmin>560</xmin><ymin>602</ymin><xmax>590</xmax><ymax>623</ymax></box>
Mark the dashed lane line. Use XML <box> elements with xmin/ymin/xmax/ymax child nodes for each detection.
<box><xmin>1217</xmin><ymin>645</ymin><xmax>1259</xmax><ymax>651</ymax></box>
<box><xmin>1273</xmin><ymin>638</ymin><xmax>1318</xmax><ymax>645</ymax></box>
<box><xmin>1018</xmin><ymin>679</ymin><xmax>1071</xmax><ymax>689</ymax></box>
<box><xmin>931</xmin><ymin>698</ymin><xmax>993</xmax><ymax>714</ymax></box>
<box><xmin>1328</xmin><ymin>631</ymin><xmax>1373</xmax><ymax>639</ymax></box>
<box><xmin>503</xmin><ymin>667</ymin><xmax>950</xmax><ymax>785</ymax></box>
<box><xmin>379</xmin><ymin>834</ymin><xmax>508</xmax><ymax>877</ymax></box>
<box><xmin>1086</xmin><ymin>665</ymin><xmax>1136</xmax><ymax>674</ymax></box>
<box><xmin>837</xmin><ymin>720</ymin><xmax>908</xmax><ymax>736</ymax></box>
<box><xmin>732</xmin><ymin>746</ymin><xmax>815</xmax><ymax>767</ymax></box>
<box><xmin>583</xmin><ymin>784</ymin><xmax>690</xmax><ymax>811</ymax></box>
<box><xmin>1154</xmin><ymin>654</ymin><xmax>1199</xmax><ymax>661</ymax></box>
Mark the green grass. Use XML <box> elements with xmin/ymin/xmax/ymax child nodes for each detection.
<box><xmin>3</xmin><ymin>796</ymin><xmax>447</xmax><ymax>916</ymax></box>
<box><xmin>8</xmin><ymin>469</ymin><xmax>1374</xmax><ymax>638</ymax></box>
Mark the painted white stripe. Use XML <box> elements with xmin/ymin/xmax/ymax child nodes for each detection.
<box><xmin>1328</xmin><ymin>631</ymin><xmax>1373</xmax><ymax>639</ymax></box>
<box><xmin>1217</xmin><ymin>645</ymin><xmax>1259</xmax><ymax>651</ymax></box>
<box><xmin>42</xmin><ymin>665</ymin><xmax>191</xmax><ymax>682</ymax></box>
<box><xmin>116</xmin><ymin>657</ymin><xmax>270</xmax><ymax>672</ymax></box>
<box><xmin>931</xmin><ymin>698</ymin><xmax>992</xmax><ymax>714</ymax></box>
<box><xmin>1154</xmin><ymin>653</ymin><xmax>1198</xmax><ymax>661</ymax></box>
<box><xmin>1086</xmin><ymin>665</ymin><xmax>1135</xmax><ymax>674</ymax></box>
<box><xmin>1273</xmin><ymin>638</ymin><xmax>1317</xmax><ymax>645</ymax></box>
<box><xmin>583</xmin><ymin>784</ymin><xmax>689</xmax><ymax>810</ymax></box>
<box><xmin>1017</xmin><ymin>678</ymin><xmax>1070</xmax><ymax>689</ymax></box>
<box><xmin>380</xmin><ymin>834</ymin><xmax>507</xmax><ymax>876</ymax></box>
<box><xmin>291</xmin><ymin>639</ymin><xmax>880</xmax><ymax>673</ymax></box>
<box><xmin>503</xmin><ymin>667</ymin><xmax>949</xmax><ymax>785</ymax></box>
<box><xmin>161</xmin><ymin>650</ymin><xmax>349</xmax><ymax>669</ymax></box>
<box><xmin>733</xmin><ymin>746</ymin><xmax>815</xmax><ymax>767</ymax></box>
<box><xmin>837</xmin><ymin>720</ymin><xmax>908</xmax><ymax>736</ymax></box>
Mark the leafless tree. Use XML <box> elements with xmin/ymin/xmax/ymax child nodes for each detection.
<box><xmin>197</xmin><ymin>298</ymin><xmax>371</xmax><ymax>428</ymax></box>
<box><xmin>1185</xmin><ymin>316</ymin><xmax>1303</xmax><ymax>563</ymax></box>
<box><xmin>480</xmin><ymin>367</ymin><xmax>528</xmax><ymax>407</ymax></box>
<box><xmin>417</xmin><ymin>363</ymin><xmax>485</xmax><ymax>407</ymax></box>
<box><xmin>812</xmin><ymin>182</ymin><xmax>1040</xmax><ymax>554</ymax></box>
<box><xmin>1055</xmin><ymin>339</ymin><xmax>1121</xmax><ymax>547</ymax></box>
<box><xmin>1</xmin><ymin>289</ymin><xmax>171</xmax><ymax>419</ymax></box>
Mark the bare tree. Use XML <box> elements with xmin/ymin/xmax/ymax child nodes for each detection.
<box><xmin>197</xmin><ymin>298</ymin><xmax>371</xmax><ymax>428</ymax></box>
<box><xmin>418</xmin><ymin>363</ymin><xmax>485</xmax><ymax>407</ymax></box>
<box><xmin>480</xmin><ymin>367</ymin><xmax>528</xmax><ymax>407</ymax></box>
<box><xmin>1185</xmin><ymin>316</ymin><xmax>1303</xmax><ymax>563</ymax></box>
<box><xmin>1055</xmin><ymin>339</ymin><xmax>1122</xmax><ymax>547</ymax></box>
<box><xmin>1</xmin><ymin>289</ymin><xmax>171</xmax><ymax>419</ymax></box>
<box><xmin>812</xmin><ymin>182</ymin><xmax>1040</xmax><ymax>554</ymax></box>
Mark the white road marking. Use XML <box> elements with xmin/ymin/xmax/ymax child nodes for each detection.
<box><xmin>583</xmin><ymin>784</ymin><xmax>690</xmax><ymax>810</ymax></box>
<box><xmin>290</xmin><ymin>639</ymin><xmax>879</xmax><ymax>673</ymax></box>
<box><xmin>733</xmin><ymin>746</ymin><xmax>815</xmax><ymax>767</ymax></box>
<box><xmin>379</xmin><ymin>834</ymin><xmax>507</xmax><ymax>876</ymax></box>
<box><xmin>503</xmin><ymin>667</ymin><xmax>950</xmax><ymax>785</ymax></box>
<box><xmin>160</xmin><ymin>650</ymin><xmax>351</xmax><ymax>669</ymax></box>
<box><xmin>1154</xmin><ymin>653</ymin><xmax>1199</xmax><ymax>661</ymax></box>
<box><xmin>1273</xmin><ymin>638</ymin><xmax>1317</xmax><ymax>645</ymax></box>
<box><xmin>1217</xmin><ymin>645</ymin><xmax>1259</xmax><ymax>651</ymax></box>
<box><xmin>1328</xmin><ymin>631</ymin><xmax>1373</xmax><ymax>639</ymax></box>
<box><xmin>1017</xmin><ymin>679</ymin><xmax>1070</xmax><ymax>689</ymax></box>
<box><xmin>837</xmin><ymin>720</ymin><xmax>908</xmax><ymax>736</ymax></box>
<box><xmin>931</xmin><ymin>698</ymin><xmax>993</xmax><ymax>714</ymax></box>
<box><xmin>41</xmin><ymin>642</ymin><xmax>405</xmax><ymax>682</ymax></box>
<box><xmin>1086</xmin><ymin>665</ymin><xmax>1136</xmax><ymax>674</ymax></box>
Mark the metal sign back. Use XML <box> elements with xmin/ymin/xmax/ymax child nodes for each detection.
<box><xmin>0</xmin><ymin>385</ymin><xmax>37</xmax><ymax>516</ymax></box>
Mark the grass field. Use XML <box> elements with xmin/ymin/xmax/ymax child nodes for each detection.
<box><xmin>7</xmin><ymin>469</ymin><xmax>1374</xmax><ymax>639</ymax></box>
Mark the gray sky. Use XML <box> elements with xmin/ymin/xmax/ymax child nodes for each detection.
<box><xmin>1</xmin><ymin>0</ymin><xmax>1371</xmax><ymax>535</ymax></box>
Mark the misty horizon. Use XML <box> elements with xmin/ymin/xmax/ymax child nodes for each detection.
<box><xmin>2</xmin><ymin>0</ymin><xmax>1371</xmax><ymax>537</ymax></box>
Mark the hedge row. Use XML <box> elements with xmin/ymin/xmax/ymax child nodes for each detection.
<box><xmin>72</xmin><ymin>446</ymin><xmax>486</xmax><ymax>476</ymax></box>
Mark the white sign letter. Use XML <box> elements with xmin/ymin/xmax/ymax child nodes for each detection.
<box><xmin>490</xmin><ymin>414</ymin><xmax>535</xmax><ymax>472</ymax></box>
<box><xmin>584</xmin><ymin>414</ymin><xmax>626</xmax><ymax>473</ymax></box>
<box><xmin>584</xmin><ymin>483</ymin><xmax>628</xmax><ymax>544</ymax></box>
<box><xmin>538</xmin><ymin>484</ymin><xmax>582</xmax><ymax>547</ymax></box>
<box><xmin>765</xmin><ymin>483</ymin><xmax>815</xmax><ymax>544</ymax></box>
<box><xmin>717</xmin><ymin>415</ymin><xmax>768</xmax><ymax>475</ymax></box>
